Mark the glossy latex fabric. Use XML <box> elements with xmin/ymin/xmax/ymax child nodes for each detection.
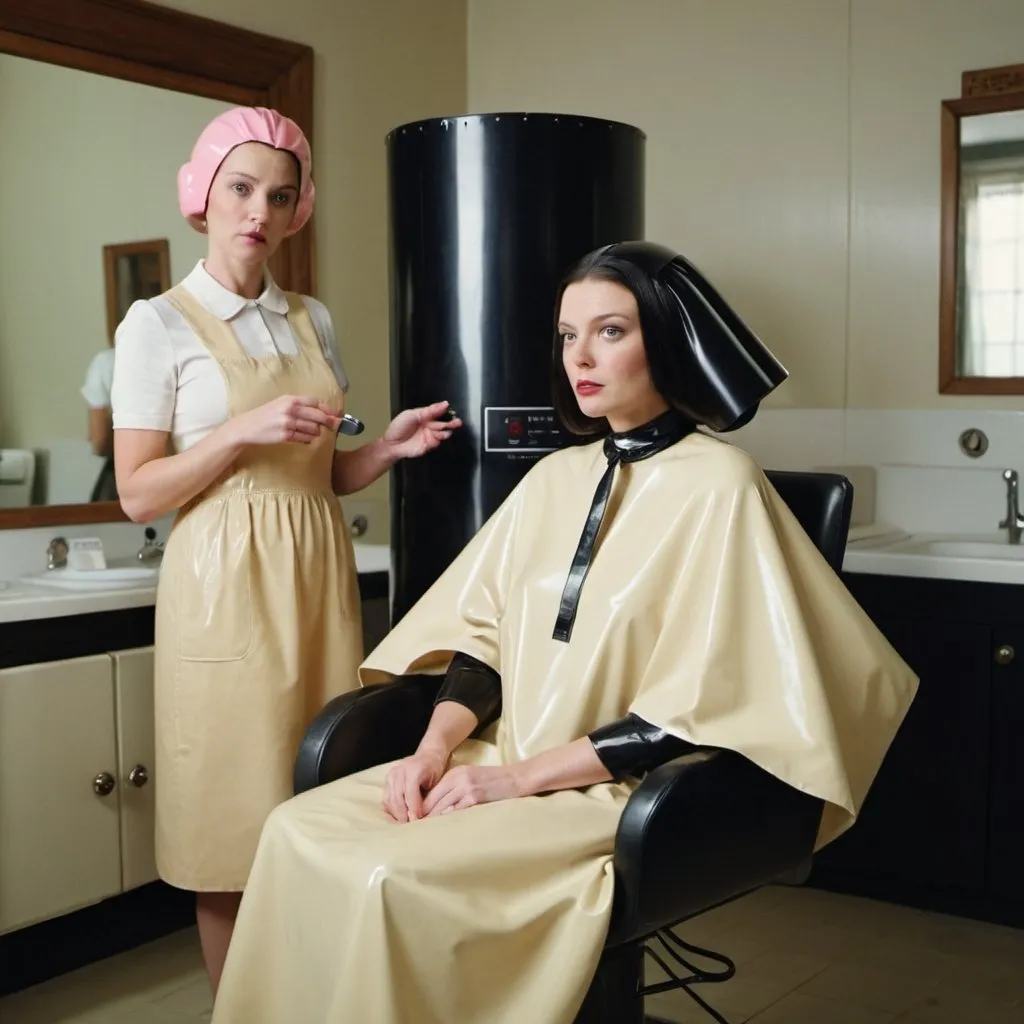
<box><xmin>211</xmin><ymin>433</ymin><xmax>917</xmax><ymax>1022</ymax></box>
<box><xmin>177</xmin><ymin>106</ymin><xmax>315</xmax><ymax>235</ymax></box>
<box><xmin>589</xmin><ymin>712</ymin><xmax>697</xmax><ymax>777</ymax></box>
<box><xmin>597</xmin><ymin>241</ymin><xmax>789</xmax><ymax>432</ymax></box>
<box><xmin>153</xmin><ymin>286</ymin><xmax>362</xmax><ymax>892</ymax></box>
<box><xmin>435</xmin><ymin>656</ymin><xmax>694</xmax><ymax>777</ymax></box>
<box><xmin>553</xmin><ymin>407</ymin><xmax>694</xmax><ymax>641</ymax></box>
<box><xmin>435</xmin><ymin>651</ymin><xmax>503</xmax><ymax>728</ymax></box>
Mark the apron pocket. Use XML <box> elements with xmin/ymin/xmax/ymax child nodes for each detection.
<box><xmin>175</xmin><ymin>503</ymin><xmax>255</xmax><ymax>663</ymax></box>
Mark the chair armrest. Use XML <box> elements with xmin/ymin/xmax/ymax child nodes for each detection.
<box><xmin>605</xmin><ymin>748</ymin><xmax>823</xmax><ymax>947</ymax></box>
<box><xmin>293</xmin><ymin>677</ymin><xmax>442</xmax><ymax>794</ymax></box>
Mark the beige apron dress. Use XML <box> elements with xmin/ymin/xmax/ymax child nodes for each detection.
<box><xmin>153</xmin><ymin>284</ymin><xmax>363</xmax><ymax>893</ymax></box>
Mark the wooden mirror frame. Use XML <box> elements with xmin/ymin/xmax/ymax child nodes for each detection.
<box><xmin>103</xmin><ymin>239</ymin><xmax>172</xmax><ymax>342</ymax></box>
<box><xmin>939</xmin><ymin>62</ymin><xmax>1024</xmax><ymax>395</ymax></box>
<box><xmin>0</xmin><ymin>0</ymin><xmax>314</xmax><ymax>529</ymax></box>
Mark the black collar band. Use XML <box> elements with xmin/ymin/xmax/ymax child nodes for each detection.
<box><xmin>553</xmin><ymin>408</ymin><xmax>695</xmax><ymax>643</ymax></box>
<box><xmin>603</xmin><ymin>407</ymin><xmax>694</xmax><ymax>465</ymax></box>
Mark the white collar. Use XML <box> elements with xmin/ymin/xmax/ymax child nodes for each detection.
<box><xmin>181</xmin><ymin>260</ymin><xmax>289</xmax><ymax>320</ymax></box>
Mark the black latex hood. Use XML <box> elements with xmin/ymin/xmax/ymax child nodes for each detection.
<box><xmin>588</xmin><ymin>241</ymin><xmax>788</xmax><ymax>433</ymax></box>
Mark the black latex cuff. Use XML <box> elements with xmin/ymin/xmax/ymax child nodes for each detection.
<box><xmin>588</xmin><ymin>713</ymin><xmax>698</xmax><ymax>778</ymax></box>
<box><xmin>434</xmin><ymin>652</ymin><xmax>502</xmax><ymax>728</ymax></box>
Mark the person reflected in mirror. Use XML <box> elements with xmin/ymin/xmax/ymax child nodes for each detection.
<box><xmin>80</xmin><ymin>342</ymin><xmax>118</xmax><ymax>501</ymax></box>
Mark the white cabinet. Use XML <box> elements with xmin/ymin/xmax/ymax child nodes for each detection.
<box><xmin>0</xmin><ymin>655</ymin><xmax>122</xmax><ymax>933</ymax></box>
<box><xmin>0</xmin><ymin>646</ymin><xmax>158</xmax><ymax>935</ymax></box>
<box><xmin>112</xmin><ymin>647</ymin><xmax>158</xmax><ymax>892</ymax></box>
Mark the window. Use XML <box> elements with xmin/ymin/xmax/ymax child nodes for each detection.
<box><xmin>959</xmin><ymin>149</ymin><xmax>1024</xmax><ymax>376</ymax></box>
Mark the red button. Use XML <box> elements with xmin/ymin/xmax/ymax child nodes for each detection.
<box><xmin>508</xmin><ymin>418</ymin><xmax>523</xmax><ymax>438</ymax></box>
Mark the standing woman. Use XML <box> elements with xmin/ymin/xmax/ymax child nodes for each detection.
<box><xmin>109</xmin><ymin>107</ymin><xmax>459</xmax><ymax>994</ymax></box>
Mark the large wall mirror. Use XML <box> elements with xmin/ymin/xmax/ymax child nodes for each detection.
<box><xmin>0</xmin><ymin>0</ymin><xmax>314</xmax><ymax>529</ymax></box>
<box><xmin>940</xmin><ymin>62</ymin><xmax>1024</xmax><ymax>394</ymax></box>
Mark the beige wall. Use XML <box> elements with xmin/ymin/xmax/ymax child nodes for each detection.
<box><xmin>468</xmin><ymin>0</ymin><xmax>1024</xmax><ymax>410</ymax></box>
<box><xmin>848</xmin><ymin>0</ymin><xmax>1024</xmax><ymax>408</ymax></box>
<box><xmin>0</xmin><ymin>55</ymin><xmax>226</xmax><ymax>456</ymax></box>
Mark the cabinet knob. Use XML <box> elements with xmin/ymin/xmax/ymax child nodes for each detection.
<box><xmin>128</xmin><ymin>765</ymin><xmax>149</xmax><ymax>788</ymax></box>
<box><xmin>995</xmin><ymin>644</ymin><xmax>1016</xmax><ymax>666</ymax></box>
<box><xmin>92</xmin><ymin>772</ymin><xmax>116</xmax><ymax>797</ymax></box>
<box><xmin>350</xmin><ymin>514</ymin><xmax>368</xmax><ymax>538</ymax></box>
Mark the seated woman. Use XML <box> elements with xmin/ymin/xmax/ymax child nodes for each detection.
<box><xmin>210</xmin><ymin>241</ymin><xmax>918</xmax><ymax>1024</ymax></box>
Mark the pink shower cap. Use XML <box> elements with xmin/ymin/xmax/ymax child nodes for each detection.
<box><xmin>177</xmin><ymin>106</ymin><xmax>315</xmax><ymax>236</ymax></box>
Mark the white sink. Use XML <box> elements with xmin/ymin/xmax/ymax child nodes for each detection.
<box><xmin>844</xmin><ymin>531</ymin><xmax>1024</xmax><ymax>585</ymax></box>
<box><xmin>0</xmin><ymin>566</ymin><xmax>160</xmax><ymax>624</ymax></box>
<box><xmin>21</xmin><ymin>565</ymin><xmax>159</xmax><ymax>592</ymax></box>
<box><xmin>881</xmin><ymin>537</ymin><xmax>1024</xmax><ymax>561</ymax></box>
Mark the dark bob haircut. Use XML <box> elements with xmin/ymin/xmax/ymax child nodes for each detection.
<box><xmin>551</xmin><ymin>241</ymin><xmax>788</xmax><ymax>437</ymax></box>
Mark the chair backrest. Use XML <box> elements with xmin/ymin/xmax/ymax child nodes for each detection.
<box><xmin>763</xmin><ymin>470</ymin><xmax>853</xmax><ymax>574</ymax></box>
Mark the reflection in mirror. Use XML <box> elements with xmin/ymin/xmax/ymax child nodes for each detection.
<box><xmin>0</xmin><ymin>54</ymin><xmax>230</xmax><ymax>512</ymax></box>
<box><xmin>82</xmin><ymin>240</ymin><xmax>173</xmax><ymax>502</ymax></box>
<box><xmin>957</xmin><ymin>109</ymin><xmax>1024</xmax><ymax>377</ymax></box>
<box><xmin>105</xmin><ymin>240</ymin><xmax>171</xmax><ymax>341</ymax></box>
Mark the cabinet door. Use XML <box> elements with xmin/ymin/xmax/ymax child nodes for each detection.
<box><xmin>112</xmin><ymin>647</ymin><xmax>158</xmax><ymax>891</ymax></box>
<box><xmin>989</xmin><ymin>628</ymin><xmax>1024</xmax><ymax>904</ymax></box>
<box><xmin>814</xmin><ymin>616</ymin><xmax>992</xmax><ymax>895</ymax></box>
<box><xmin>0</xmin><ymin>655</ymin><xmax>122</xmax><ymax>934</ymax></box>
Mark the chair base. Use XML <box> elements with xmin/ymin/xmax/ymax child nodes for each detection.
<box><xmin>573</xmin><ymin>942</ymin><xmax>644</xmax><ymax>1024</ymax></box>
<box><xmin>572</xmin><ymin>934</ymin><xmax>734</xmax><ymax>1024</ymax></box>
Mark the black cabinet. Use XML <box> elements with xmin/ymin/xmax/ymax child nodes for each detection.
<box><xmin>989</xmin><ymin>625</ymin><xmax>1024</xmax><ymax>905</ymax></box>
<box><xmin>808</xmin><ymin>572</ymin><xmax>1024</xmax><ymax>928</ymax></box>
<box><xmin>816</xmin><ymin>614</ymin><xmax>991</xmax><ymax>894</ymax></box>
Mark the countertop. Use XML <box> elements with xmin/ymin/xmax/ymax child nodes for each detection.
<box><xmin>3</xmin><ymin>531</ymin><xmax>1021</xmax><ymax>627</ymax></box>
<box><xmin>0</xmin><ymin>543</ymin><xmax>390</xmax><ymax>625</ymax></box>
<box><xmin>842</xmin><ymin>531</ymin><xmax>1024</xmax><ymax>586</ymax></box>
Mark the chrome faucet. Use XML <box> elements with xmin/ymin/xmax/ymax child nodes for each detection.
<box><xmin>137</xmin><ymin>527</ymin><xmax>164</xmax><ymax>565</ymax></box>
<box><xmin>1000</xmin><ymin>469</ymin><xmax>1024</xmax><ymax>544</ymax></box>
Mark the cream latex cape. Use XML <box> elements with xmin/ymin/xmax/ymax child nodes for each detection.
<box><xmin>211</xmin><ymin>432</ymin><xmax>918</xmax><ymax>1024</ymax></box>
<box><xmin>366</xmin><ymin>430</ymin><xmax>917</xmax><ymax>847</ymax></box>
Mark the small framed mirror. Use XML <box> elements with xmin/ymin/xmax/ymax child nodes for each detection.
<box><xmin>103</xmin><ymin>239</ymin><xmax>171</xmax><ymax>342</ymax></box>
<box><xmin>939</xmin><ymin>62</ymin><xmax>1024</xmax><ymax>394</ymax></box>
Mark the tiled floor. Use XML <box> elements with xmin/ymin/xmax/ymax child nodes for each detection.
<box><xmin>1</xmin><ymin>885</ymin><xmax>1021</xmax><ymax>1023</ymax></box>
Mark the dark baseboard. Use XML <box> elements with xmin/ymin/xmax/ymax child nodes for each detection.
<box><xmin>0</xmin><ymin>882</ymin><xmax>195</xmax><ymax>997</ymax></box>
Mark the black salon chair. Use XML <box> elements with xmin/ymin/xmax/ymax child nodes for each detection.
<box><xmin>293</xmin><ymin>470</ymin><xmax>854</xmax><ymax>1024</ymax></box>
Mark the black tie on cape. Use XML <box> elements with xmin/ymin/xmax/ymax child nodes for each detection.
<box><xmin>552</xmin><ymin>409</ymin><xmax>695</xmax><ymax>643</ymax></box>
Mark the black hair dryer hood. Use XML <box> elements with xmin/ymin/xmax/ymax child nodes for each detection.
<box><xmin>604</xmin><ymin>241</ymin><xmax>789</xmax><ymax>433</ymax></box>
<box><xmin>386</xmin><ymin>112</ymin><xmax>646</xmax><ymax>621</ymax></box>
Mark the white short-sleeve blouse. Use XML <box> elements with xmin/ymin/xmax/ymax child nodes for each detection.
<box><xmin>110</xmin><ymin>261</ymin><xmax>349</xmax><ymax>452</ymax></box>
